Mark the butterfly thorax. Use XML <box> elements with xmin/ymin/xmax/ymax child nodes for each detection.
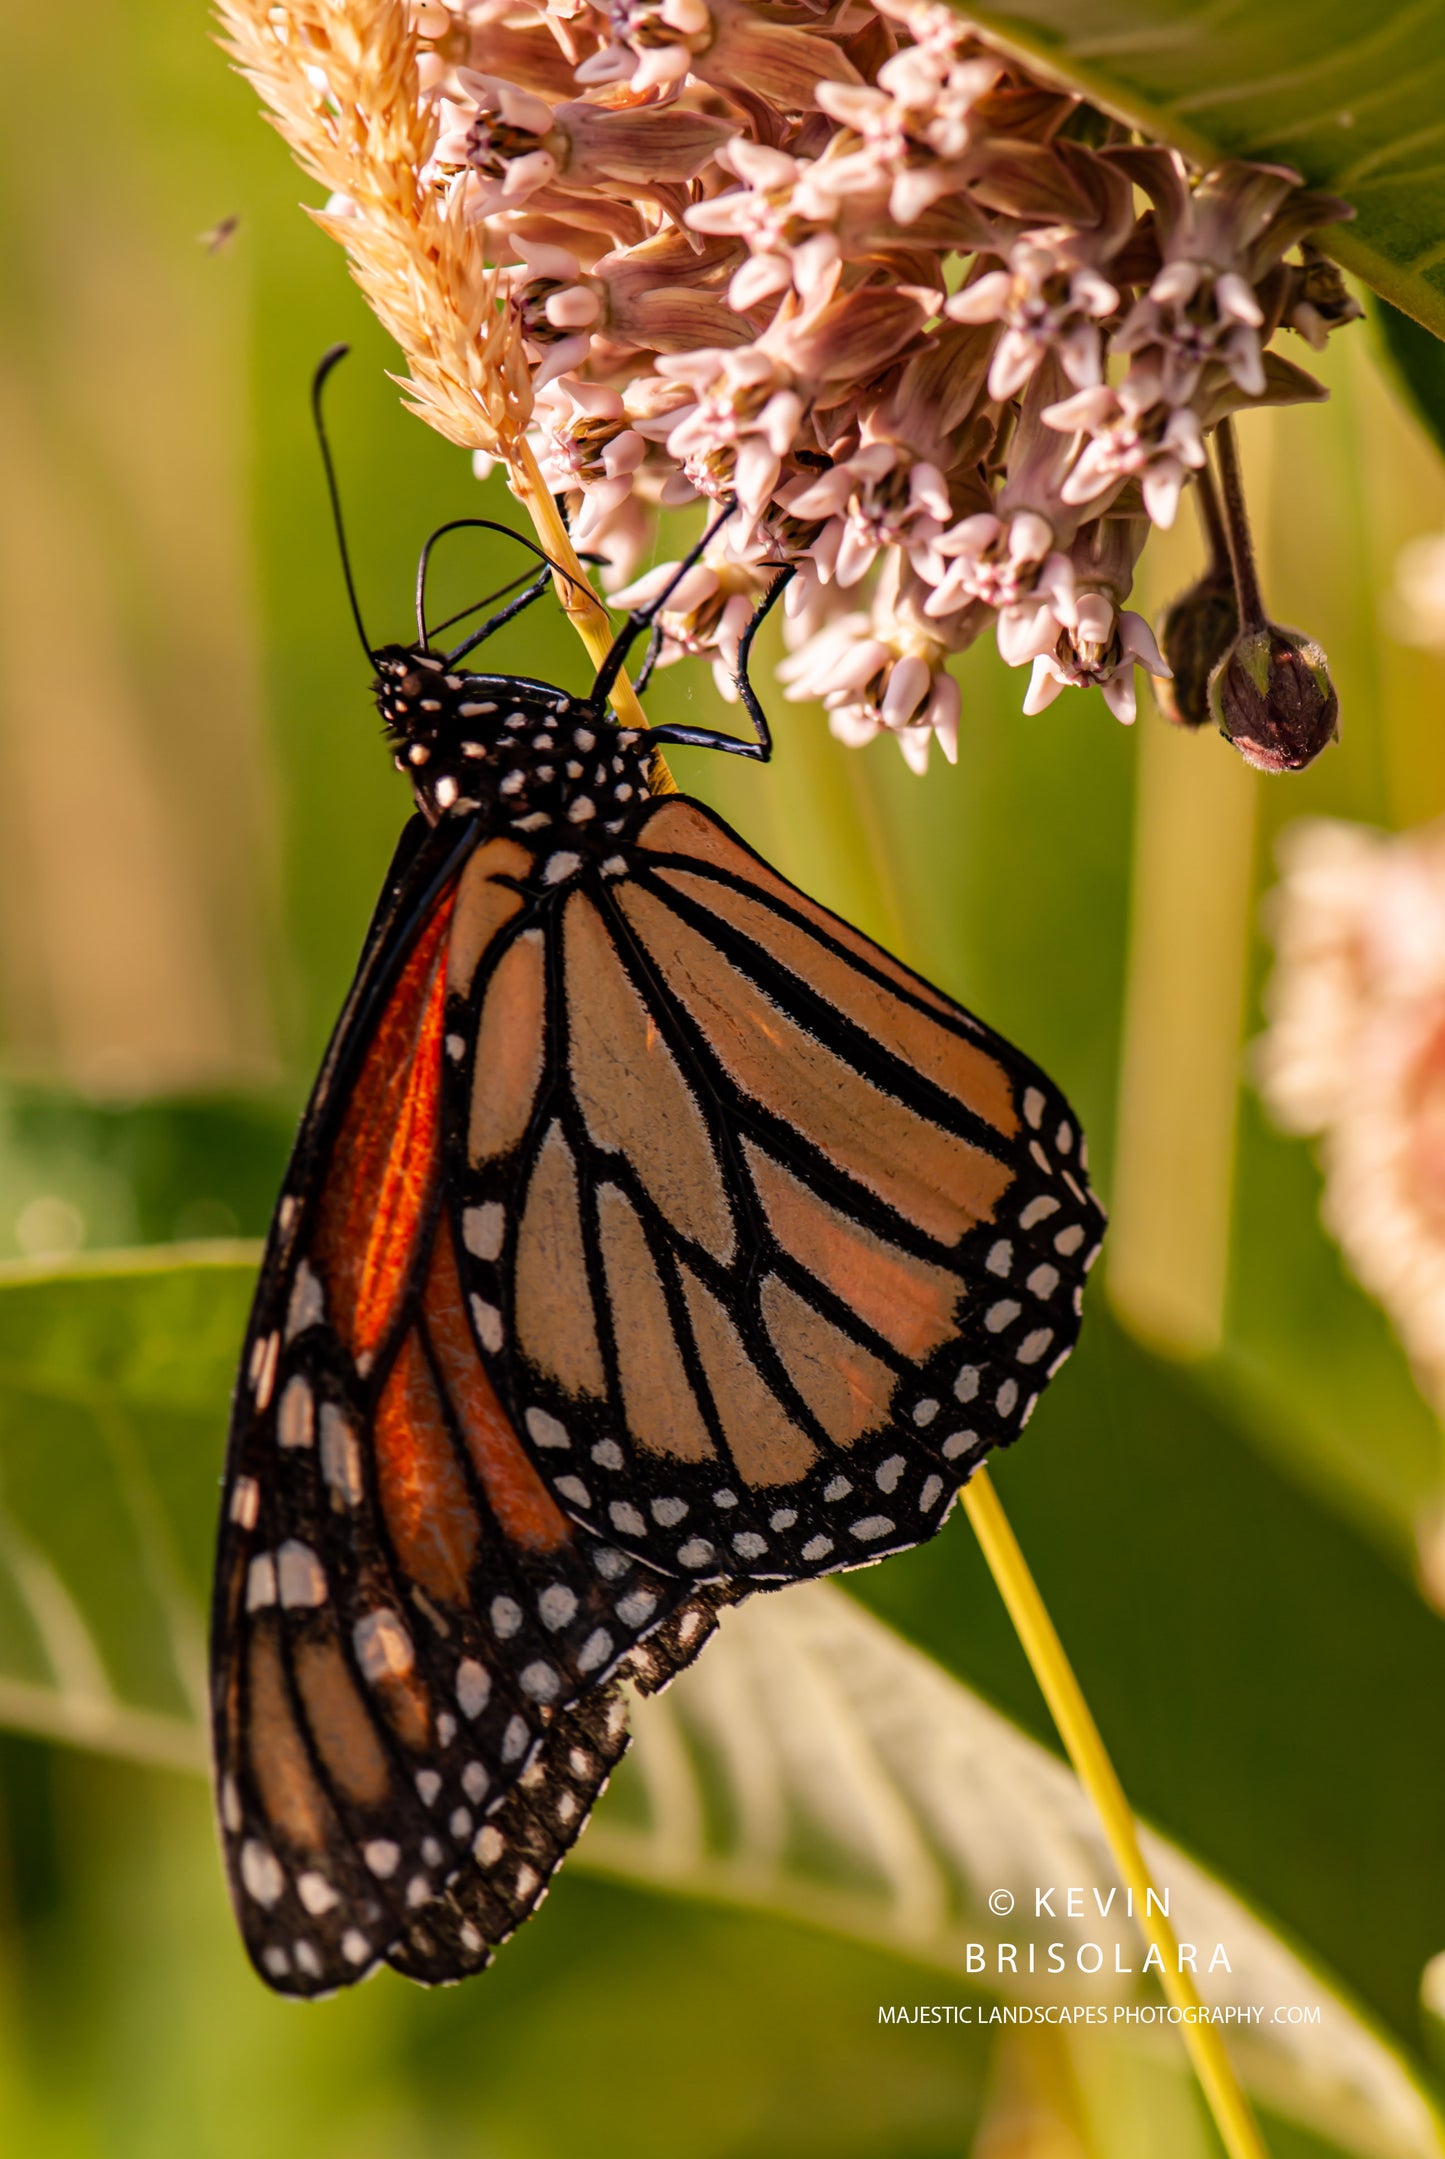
<box><xmin>372</xmin><ymin>644</ymin><xmax>657</xmax><ymax>837</ymax></box>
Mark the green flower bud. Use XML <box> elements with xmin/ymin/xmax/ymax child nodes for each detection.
<box><xmin>1207</xmin><ymin>622</ymin><xmax>1339</xmax><ymax>773</ymax></box>
<box><xmin>1155</xmin><ymin>572</ymin><xmax>1238</xmax><ymax>729</ymax></box>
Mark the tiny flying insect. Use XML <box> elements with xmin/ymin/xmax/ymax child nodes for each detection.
<box><xmin>212</xmin><ymin>345</ymin><xmax>1106</xmax><ymax>1996</ymax></box>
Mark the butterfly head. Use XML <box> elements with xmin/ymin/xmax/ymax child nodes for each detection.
<box><xmin>372</xmin><ymin>644</ymin><xmax>657</xmax><ymax>836</ymax></box>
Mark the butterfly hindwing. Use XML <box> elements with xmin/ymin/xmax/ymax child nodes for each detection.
<box><xmin>446</xmin><ymin>795</ymin><xmax>1105</xmax><ymax>1590</ymax></box>
<box><xmin>213</xmin><ymin>816</ymin><xmax>706</xmax><ymax>1995</ymax></box>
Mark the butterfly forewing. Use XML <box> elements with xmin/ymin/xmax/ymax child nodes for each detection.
<box><xmin>444</xmin><ymin>795</ymin><xmax>1104</xmax><ymax>1590</ymax></box>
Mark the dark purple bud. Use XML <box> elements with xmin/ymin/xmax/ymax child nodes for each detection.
<box><xmin>1155</xmin><ymin>571</ymin><xmax>1237</xmax><ymax>729</ymax></box>
<box><xmin>1207</xmin><ymin>622</ymin><xmax>1339</xmax><ymax>773</ymax></box>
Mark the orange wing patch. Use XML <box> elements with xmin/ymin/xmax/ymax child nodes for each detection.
<box><xmin>313</xmin><ymin>897</ymin><xmax>455</xmax><ymax>1364</ymax></box>
<box><xmin>514</xmin><ymin>1121</ymin><xmax>607</xmax><ymax>1398</ymax></box>
<box><xmin>677</xmin><ymin>1260</ymin><xmax>817</xmax><ymax>1487</ymax></box>
<box><xmin>637</xmin><ymin>798</ymin><xmax>960</xmax><ymax>1019</ymax></box>
<box><xmin>564</xmin><ymin>891</ymin><xmax>735</xmax><ymax>1262</ymax></box>
<box><xmin>290</xmin><ymin>1634</ymin><xmax>393</xmax><ymax>1808</ymax></box>
<box><xmin>468</xmin><ymin>928</ymin><xmax>548</xmax><ymax>1163</ymax></box>
<box><xmin>596</xmin><ymin>1182</ymin><xmax>717</xmax><ymax>1463</ymax></box>
<box><xmin>616</xmin><ymin>883</ymin><xmax>1013</xmax><ymax>1244</ymax></box>
<box><xmin>759</xmin><ymin>1274</ymin><xmax>896</xmax><ymax>1446</ymax></box>
<box><xmin>743</xmin><ymin>1140</ymin><xmax>960</xmax><ymax>1359</ymax></box>
<box><xmin>658</xmin><ymin>866</ymin><xmax>1018</xmax><ymax>1138</ymax></box>
<box><xmin>247</xmin><ymin>1622</ymin><xmax>333</xmax><ymax>1852</ymax></box>
<box><xmin>448</xmin><ymin>838</ymin><xmax>531</xmax><ymax>997</ymax></box>
<box><xmin>423</xmin><ymin>1228</ymin><xmax>571</xmax><ymax>1553</ymax></box>
<box><xmin>375</xmin><ymin>1331</ymin><xmax>482</xmax><ymax>1607</ymax></box>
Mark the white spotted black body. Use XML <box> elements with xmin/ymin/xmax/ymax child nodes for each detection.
<box><xmin>372</xmin><ymin>646</ymin><xmax>658</xmax><ymax>838</ymax></box>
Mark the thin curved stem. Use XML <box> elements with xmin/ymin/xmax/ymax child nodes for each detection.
<box><xmin>508</xmin><ymin>440</ymin><xmax>677</xmax><ymax>789</ymax></box>
<box><xmin>1213</xmin><ymin>419</ymin><xmax>1266</xmax><ymax>634</ymax></box>
<box><xmin>962</xmin><ymin>1467</ymin><xmax>1270</xmax><ymax>2159</ymax></box>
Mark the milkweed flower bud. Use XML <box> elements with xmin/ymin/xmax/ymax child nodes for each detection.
<box><xmin>1156</xmin><ymin>571</ymin><xmax>1238</xmax><ymax>728</ymax></box>
<box><xmin>1208</xmin><ymin>622</ymin><xmax>1339</xmax><ymax>772</ymax></box>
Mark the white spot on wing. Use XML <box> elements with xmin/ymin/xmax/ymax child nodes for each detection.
<box><xmin>241</xmin><ymin>1840</ymin><xmax>284</xmax><ymax>1906</ymax></box>
<box><xmin>230</xmin><ymin>1476</ymin><xmax>260</xmax><ymax>1529</ymax></box>
<box><xmin>538</xmin><ymin>1584</ymin><xmax>577</xmax><ymax>1630</ymax></box>
<box><xmin>246</xmin><ymin>1554</ymin><xmax>277</xmax><ymax>1610</ymax></box>
<box><xmin>463</xmin><ymin>1202</ymin><xmax>505</xmax><ymax>1261</ymax></box>
<box><xmin>526</xmin><ymin>1407</ymin><xmax>570</xmax><ymax>1449</ymax></box>
<box><xmin>577</xmin><ymin>1627</ymin><xmax>612</xmax><ymax>1673</ymax></box>
<box><xmin>297</xmin><ymin>1871</ymin><xmax>338</xmax><ymax>1915</ymax></box>
<box><xmin>470</xmin><ymin>1296</ymin><xmax>504</xmax><ymax>1353</ymax></box>
<box><xmin>253</xmin><ymin>1332</ymin><xmax>280</xmax><ymax>1411</ymax></box>
<box><xmin>277</xmin><ymin>1541</ymin><xmax>327</xmax><ymax>1608</ymax></box>
<box><xmin>277</xmin><ymin>1375</ymin><xmax>314</xmax><ymax>1451</ymax></box>
<box><xmin>320</xmin><ymin>1404</ymin><xmax>363</xmax><ymax>1507</ymax></box>
<box><xmin>456</xmin><ymin>1659</ymin><xmax>491</xmax><ymax>1717</ymax></box>
<box><xmin>285</xmin><ymin>1262</ymin><xmax>324</xmax><ymax>1342</ymax></box>
<box><xmin>354</xmin><ymin>1608</ymin><xmax>415</xmax><ymax>1682</ymax></box>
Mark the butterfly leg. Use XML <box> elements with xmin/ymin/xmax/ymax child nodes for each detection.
<box><xmin>647</xmin><ymin>563</ymin><xmax>795</xmax><ymax>762</ymax></box>
<box><xmin>441</xmin><ymin>564</ymin><xmax>554</xmax><ymax>664</ymax></box>
<box><xmin>590</xmin><ymin>499</ymin><xmax>739</xmax><ymax>709</ymax></box>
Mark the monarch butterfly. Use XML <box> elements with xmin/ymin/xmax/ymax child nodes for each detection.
<box><xmin>212</xmin><ymin>349</ymin><xmax>1105</xmax><ymax>1997</ymax></box>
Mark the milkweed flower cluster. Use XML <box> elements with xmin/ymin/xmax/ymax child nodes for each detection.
<box><xmin>231</xmin><ymin>0</ymin><xmax>1360</xmax><ymax>770</ymax></box>
<box><xmin>423</xmin><ymin>0</ymin><xmax>1358</xmax><ymax>766</ymax></box>
<box><xmin>1259</xmin><ymin>818</ymin><xmax>1445</xmax><ymax>1421</ymax></box>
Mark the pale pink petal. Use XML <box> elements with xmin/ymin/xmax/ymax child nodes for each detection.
<box><xmin>729</xmin><ymin>255</ymin><xmax>793</xmax><ymax>312</ymax></box>
<box><xmin>882</xmin><ymin>654</ymin><xmax>931</xmax><ymax>725</ymax></box>
<box><xmin>1118</xmin><ymin>610</ymin><xmax>1170</xmax><ymax>676</ymax></box>
<box><xmin>1101</xmin><ymin>668</ymin><xmax>1138</xmax><ymax>724</ymax></box>
<box><xmin>1023</xmin><ymin>656</ymin><xmax>1066</xmax><ymax>714</ymax></box>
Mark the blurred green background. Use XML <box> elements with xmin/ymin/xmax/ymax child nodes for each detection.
<box><xmin>5</xmin><ymin>2</ymin><xmax>1445</xmax><ymax>2154</ymax></box>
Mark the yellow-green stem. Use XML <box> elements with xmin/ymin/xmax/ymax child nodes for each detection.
<box><xmin>508</xmin><ymin>439</ymin><xmax>678</xmax><ymax>786</ymax></box>
<box><xmin>962</xmin><ymin>1467</ymin><xmax>1269</xmax><ymax>2159</ymax></box>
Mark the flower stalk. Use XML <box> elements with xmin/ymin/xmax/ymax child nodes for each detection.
<box><xmin>963</xmin><ymin>1467</ymin><xmax>1270</xmax><ymax>2159</ymax></box>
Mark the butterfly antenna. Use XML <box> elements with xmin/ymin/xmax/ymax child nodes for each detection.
<box><xmin>311</xmin><ymin>345</ymin><xmax>376</xmax><ymax>664</ymax></box>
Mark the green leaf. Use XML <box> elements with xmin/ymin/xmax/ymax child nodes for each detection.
<box><xmin>0</xmin><ymin>1251</ymin><xmax>1437</xmax><ymax>2156</ymax></box>
<box><xmin>593</xmin><ymin>1583</ymin><xmax>1444</xmax><ymax>2159</ymax></box>
<box><xmin>0</xmin><ymin>1246</ymin><xmax>254</xmax><ymax>1774</ymax></box>
<box><xmin>960</xmin><ymin>2</ymin><xmax>1445</xmax><ymax>337</ymax></box>
<box><xmin>1376</xmin><ymin>296</ymin><xmax>1445</xmax><ymax>455</ymax></box>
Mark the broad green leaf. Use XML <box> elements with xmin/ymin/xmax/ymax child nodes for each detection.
<box><xmin>1377</xmin><ymin>297</ymin><xmax>1445</xmax><ymax>457</ymax></box>
<box><xmin>590</xmin><ymin>1582</ymin><xmax>1444</xmax><ymax>2159</ymax></box>
<box><xmin>961</xmin><ymin>2</ymin><xmax>1445</xmax><ymax>337</ymax></box>
<box><xmin>0</xmin><ymin>1246</ymin><xmax>254</xmax><ymax>1774</ymax></box>
<box><xmin>0</xmin><ymin>1250</ymin><xmax>1437</xmax><ymax>2155</ymax></box>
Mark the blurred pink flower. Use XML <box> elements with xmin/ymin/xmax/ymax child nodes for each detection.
<box><xmin>1260</xmin><ymin>817</ymin><xmax>1445</xmax><ymax>1418</ymax></box>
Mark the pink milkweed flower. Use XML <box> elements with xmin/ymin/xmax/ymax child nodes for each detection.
<box><xmin>1023</xmin><ymin>594</ymin><xmax>1170</xmax><ymax>725</ymax></box>
<box><xmin>609</xmin><ymin>555</ymin><xmax>763</xmax><ymax>696</ymax></box>
<box><xmin>1259</xmin><ymin>816</ymin><xmax>1445</xmax><ymax>1450</ymax></box>
<box><xmin>1106</xmin><ymin>148</ymin><xmax>1354</xmax><ymax>407</ymax></box>
<box><xmin>779</xmin><ymin>440</ymin><xmax>951</xmax><ymax>587</ymax></box>
<box><xmin>577</xmin><ymin>0</ymin><xmax>863</xmax><ymax>109</ymax></box>
<box><xmin>1042</xmin><ymin>383</ymin><xmax>1206</xmax><ymax>529</ymax></box>
<box><xmin>779</xmin><ymin>557</ymin><xmax>975</xmax><ymax>769</ymax></box>
<box><xmin>948</xmin><ymin>242</ymin><xmax>1118</xmax><ymax>398</ymax></box>
<box><xmin>463</xmin><ymin>73</ymin><xmax>738</xmax><ymax>221</ymax></box>
<box><xmin>684</xmin><ymin>140</ymin><xmax>844</xmax><ymax>311</ymax></box>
